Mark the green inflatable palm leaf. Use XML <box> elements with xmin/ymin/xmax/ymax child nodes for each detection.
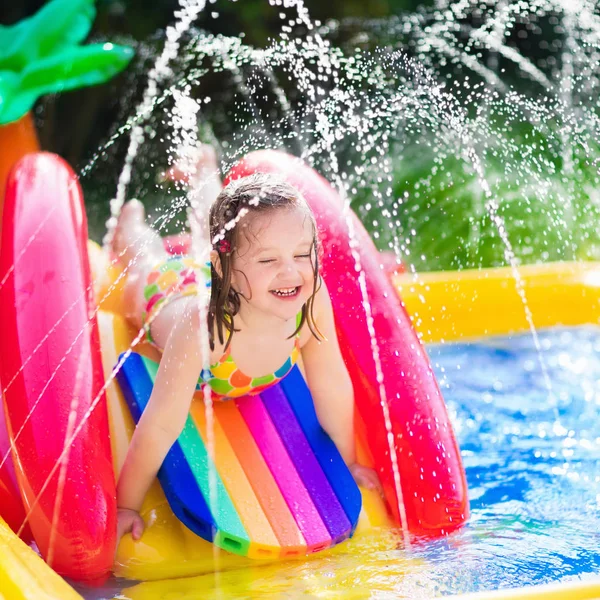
<box><xmin>0</xmin><ymin>0</ymin><xmax>133</xmax><ymax>125</ymax></box>
<box><xmin>0</xmin><ymin>0</ymin><xmax>96</xmax><ymax>70</ymax></box>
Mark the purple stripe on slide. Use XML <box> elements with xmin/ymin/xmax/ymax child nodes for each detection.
<box><xmin>236</xmin><ymin>395</ymin><xmax>331</xmax><ymax>549</ymax></box>
<box><xmin>261</xmin><ymin>384</ymin><xmax>351</xmax><ymax>540</ymax></box>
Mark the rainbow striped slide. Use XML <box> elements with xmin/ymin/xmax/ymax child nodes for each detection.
<box><xmin>116</xmin><ymin>353</ymin><xmax>361</xmax><ymax>558</ymax></box>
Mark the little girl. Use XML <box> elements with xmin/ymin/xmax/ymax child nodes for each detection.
<box><xmin>113</xmin><ymin>164</ymin><xmax>380</xmax><ymax>542</ymax></box>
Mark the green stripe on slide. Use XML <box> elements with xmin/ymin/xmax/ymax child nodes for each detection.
<box><xmin>141</xmin><ymin>356</ymin><xmax>249</xmax><ymax>550</ymax></box>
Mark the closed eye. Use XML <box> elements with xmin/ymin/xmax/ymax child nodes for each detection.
<box><xmin>258</xmin><ymin>259</ymin><xmax>275</xmax><ymax>264</ymax></box>
<box><xmin>295</xmin><ymin>254</ymin><xmax>311</xmax><ymax>259</ymax></box>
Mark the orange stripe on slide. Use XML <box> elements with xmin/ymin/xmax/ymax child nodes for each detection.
<box><xmin>215</xmin><ymin>401</ymin><xmax>307</xmax><ymax>555</ymax></box>
<box><xmin>190</xmin><ymin>400</ymin><xmax>281</xmax><ymax>558</ymax></box>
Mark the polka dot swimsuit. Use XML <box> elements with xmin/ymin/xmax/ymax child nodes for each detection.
<box><xmin>143</xmin><ymin>256</ymin><xmax>211</xmax><ymax>330</ymax></box>
<box><xmin>199</xmin><ymin>338</ymin><xmax>300</xmax><ymax>400</ymax></box>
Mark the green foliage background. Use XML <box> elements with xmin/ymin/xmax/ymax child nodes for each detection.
<box><xmin>3</xmin><ymin>1</ymin><xmax>599</xmax><ymax>270</ymax></box>
<box><xmin>0</xmin><ymin>0</ymin><xmax>430</xmax><ymax>168</ymax></box>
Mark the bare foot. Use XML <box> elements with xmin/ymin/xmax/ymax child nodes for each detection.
<box><xmin>164</xmin><ymin>144</ymin><xmax>219</xmax><ymax>185</ymax></box>
<box><xmin>112</xmin><ymin>199</ymin><xmax>165</xmax><ymax>269</ymax></box>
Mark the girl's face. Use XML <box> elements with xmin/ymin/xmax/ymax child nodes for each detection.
<box><xmin>231</xmin><ymin>206</ymin><xmax>316</xmax><ymax>322</ymax></box>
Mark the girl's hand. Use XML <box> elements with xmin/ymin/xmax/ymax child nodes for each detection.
<box><xmin>117</xmin><ymin>507</ymin><xmax>145</xmax><ymax>542</ymax></box>
<box><xmin>349</xmin><ymin>463</ymin><xmax>382</xmax><ymax>493</ymax></box>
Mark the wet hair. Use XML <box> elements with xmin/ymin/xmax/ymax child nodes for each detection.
<box><xmin>208</xmin><ymin>172</ymin><xmax>323</xmax><ymax>351</ymax></box>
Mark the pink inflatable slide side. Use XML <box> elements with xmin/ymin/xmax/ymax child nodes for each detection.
<box><xmin>0</xmin><ymin>153</ymin><xmax>116</xmax><ymax>581</ymax></box>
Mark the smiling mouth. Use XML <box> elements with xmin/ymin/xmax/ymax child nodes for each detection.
<box><xmin>270</xmin><ymin>286</ymin><xmax>301</xmax><ymax>298</ymax></box>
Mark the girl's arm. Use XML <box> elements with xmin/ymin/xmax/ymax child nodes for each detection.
<box><xmin>300</xmin><ymin>283</ymin><xmax>356</xmax><ymax>465</ymax></box>
<box><xmin>116</xmin><ymin>301</ymin><xmax>204</xmax><ymax>527</ymax></box>
<box><xmin>301</xmin><ymin>283</ymin><xmax>381</xmax><ymax>492</ymax></box>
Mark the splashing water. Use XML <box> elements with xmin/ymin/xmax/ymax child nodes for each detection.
<box><xmin>103</xmin><ymin>0</ymin><xmax>208</xmax><ymax>249</ymax></box>
<box><xmin>8</xmin><ymin>0</ymin><xmax>600</xmax><ymax>594</ymax></box>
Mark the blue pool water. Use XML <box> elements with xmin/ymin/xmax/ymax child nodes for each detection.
<box><xmin>413</xmin><ymin>325</ymin><xmax>600</xmax><ymax>594</ymax></box>
<box><xmin>80</xmin><ymin>325</ymin><xmax>600</xmax><ymax>598</ymax></box>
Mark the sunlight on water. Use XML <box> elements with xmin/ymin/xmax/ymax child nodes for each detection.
<box><xmin>422</xmin><ymin>326</ymin><xmax>600</xmax><ymax>594</ymax></box>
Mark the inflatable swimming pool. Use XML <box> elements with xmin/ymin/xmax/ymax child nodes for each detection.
<box><xmin>1</xmin><ymin>152</ymin><xmax>599</xmax><ymax>599</ymax></box>
<box><xmin>114</xmin><ymin>262</ymin><xmax>600</xmax><ymax>599</ymax></box>
<box><xmin>0</xmin><ymin>150</ymin><xmax>466</xmax><ymax>580</ymax></box>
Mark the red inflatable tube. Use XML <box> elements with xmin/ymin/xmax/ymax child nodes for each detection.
<box><xmin>0</xmin><ymin>475</ymin><xmax>25</xmax><ymax>535</ymax></box>
<box><xmin>0</xmin><ymin>153</ymin><xmax>116</xmax><ymax>580</ymax></box>
<box><xmin>226</xmin><ymin>151</ymin><xmax>469</xmax><ymax>536</ymax></box>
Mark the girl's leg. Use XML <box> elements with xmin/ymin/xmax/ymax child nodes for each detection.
<box><xmin>112</xmin><ymin>200</ymin><xmax>203</xmax><ymax>349</ymax></box>
<box><xmin>113</xmin><ymin>199</ymin><xmax>167</xmax><ymax>270</ymax></box>
<box><xmin>112</xmin><ymin>199</ymin><xmax>170</xmax><ymax>329</ymax></box>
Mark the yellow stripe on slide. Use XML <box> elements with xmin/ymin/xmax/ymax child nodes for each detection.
<box><xmin>0</xmin><ymin>517</ymin><xmax>82</xmax><ymax>600</ymax></box>
<box><xmin>97</xmin><ymin>310</ymin><xmax>136</xmax><ymax>477</ymax></box>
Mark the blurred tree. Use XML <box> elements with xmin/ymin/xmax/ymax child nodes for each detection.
<box><xmin>2</xmin><ymin>1</ymin><xmax>430</xmax><ymax>44</ymax></box>
<box><xmin>0</xmin><ymin>0</ymin><xmax>431</xmax><ymax>168</ymax></box>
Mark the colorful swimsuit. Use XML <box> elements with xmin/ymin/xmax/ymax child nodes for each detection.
<box><xmin>143</xmin><ymin>255</ymin><xmax>301</xmax><ymax>401</ymax></box>
<box><xmin>200</xmin><ymin>335</ymin><xmax>300</xmax><ymax>401</ymax></box>
<box><xmin>143</xmin><ymin>255</ymin><xmax>211</xmax><ymax>327</ymax></box>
